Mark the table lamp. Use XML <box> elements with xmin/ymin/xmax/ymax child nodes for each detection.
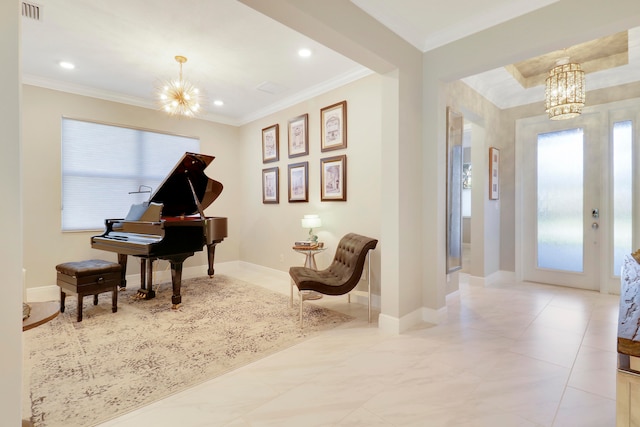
<box><xmin>301</xmin><ymin>214</ymin><xmax>321</xmax><ymax>242</ymax></box>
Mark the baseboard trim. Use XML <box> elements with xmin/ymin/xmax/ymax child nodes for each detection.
<box><xmin>26</xmin><ymin>285</ymin><xmax>59</xmax><ymax>302</ymax></box>
<box><xmin>233</xmin><ymin>261</ymin><xmax>290</xmax><ymax>281</ymax></box>
<box><xmin>25</xmin><ymin>261</ymin><xmax>244</xmax><ymax>303</ymax></box>
<box><xmin>26</xmin><ymin>260</ymin><xmax>455</xmax><ymax>336</ymax></box>
<box><xmin>378</xmin><ymin>305</ymin><xmax>447</xmax><ymax>334</ymax></box>
<box><xmin>468</xmin><ymin>270</ymin><xmax>515</xmax><ymax>287</ymax></box>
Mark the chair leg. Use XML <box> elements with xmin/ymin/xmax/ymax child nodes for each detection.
<box><xmin>77</xmin><ymin>293</ymin><xmax>83</xmax><ymax>322</ymax></box>
<box><xmin>112</xmin><ymin>286</ymin><xmax>118</xmax><ymax>313</ymax></box>
<box><xmin>367</xmin><ymin>252</ymin><xmax>371</xmax><ymax>323</ymax></box>
<box><xmin>60</xmin><ymin>290</ymin><xmax>66</xmax><ymax>313</ymax></box>
<box><xmin>299</xmin><ymin>291</ymin><xmax>303</xmax><ymax>328</ymax></box>
<box><xmin>290</xmin><ymin>279</ymin><xmax>294</xmax><ymax>308</ymax></box>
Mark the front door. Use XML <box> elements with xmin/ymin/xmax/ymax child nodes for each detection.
<box><xmin>518</xmin><ymin>104</ymin><xmax>638</xmax><ymax>292</ymax></box>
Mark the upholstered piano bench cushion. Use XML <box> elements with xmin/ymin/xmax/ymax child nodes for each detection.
<box><xmin>56</xmin><ymin>259</ymin><xmax>122</xmax><ymax>322</ymax></box>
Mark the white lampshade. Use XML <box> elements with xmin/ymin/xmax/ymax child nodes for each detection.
<box><xmin>301</xmin><ymin>214</ymin><xmax>321</xmax><ymax>229</ymax></box>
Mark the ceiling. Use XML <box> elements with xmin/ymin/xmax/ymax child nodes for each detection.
<box><xmin>20</xmin><ymin>0</ymin><xmax>640</xmax><ymax>125</ymax></box>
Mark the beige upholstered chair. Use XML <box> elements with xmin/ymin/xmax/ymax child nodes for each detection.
<box><xmin>289</xmin><ymin>233</ymin><xmax>378</xmax><ymax>327</ymax></box>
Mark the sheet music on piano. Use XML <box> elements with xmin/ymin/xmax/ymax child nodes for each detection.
<box><xmin>91</xmin><ymin>152</ymin><xmax>228</xmax><ymax>308</ymax></box>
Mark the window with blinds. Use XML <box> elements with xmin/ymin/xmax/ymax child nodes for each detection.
<box><xmin>61</xmin><ymin>118</ymin><xmax>200</xmax><ymax>231</ymax></box>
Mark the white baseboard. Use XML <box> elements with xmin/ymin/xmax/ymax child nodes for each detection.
<box><xmin>378</xmin><ymin>305</ymin><xmax>447</xmax><ymax>334</ymax></box>
<box><xmin>446</xmin><ymin>289</ymin><xmax>460</xmax><ymax>302</ymax></box>
<box><xmin>26</xmin><ymin>285</ymin><xmax>59</xmax><ymax>302</ymax></box>
<box><xmin>26</xmin><ymin>260</ymin><xmax>459</xmax><ymax>336</ymax></box>
<box><xmin>468</xmin><ymin>270</ymin><xmax>516</xmax><ymax>287</ymax></box>
<box><xmin>25</xmin><ymin>261</ymin><xmax>244</xmax><ymax>303</ymax></box>
<box><xmin>232</xmin><ymin>261</ymin><xmax>290</xmax><ymax>281</ymax></box>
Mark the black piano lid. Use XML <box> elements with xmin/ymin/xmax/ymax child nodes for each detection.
<box><xmin>149</xmin><ymin>152</ymin><xmax>224</xmax><ymax>217</ymax></box>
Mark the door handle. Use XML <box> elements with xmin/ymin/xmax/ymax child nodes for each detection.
<box><xmin>592</xmin><ymin>222</ymin><xmax>599</xmax><ymax>230</ymax></box>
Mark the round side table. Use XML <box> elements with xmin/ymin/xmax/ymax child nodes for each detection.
<box><xmin>22</xmin><ymin>301</ymin><xmax>59</xmax><ymax>332</ymax></box>
<box><xmin>292</xmin><ymin>246</ymin><xmax>327</xmax><ymax>270</ymax></box>
<box><xmin>291</xmin><ymin>246</ymin><xmax>327</xmax><ymax>306</ymax></box>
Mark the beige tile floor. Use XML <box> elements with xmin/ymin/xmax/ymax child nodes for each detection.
<box><xmin>98</xmin><ymin>268</ymin><xmax>620</xmax><ymax>427</ymax></box>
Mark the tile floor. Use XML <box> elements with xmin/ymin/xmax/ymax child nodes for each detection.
<box><xmin>98</xmin><ymin>268</ymin><xmax>620</xmax><ymax>427</ymax></box>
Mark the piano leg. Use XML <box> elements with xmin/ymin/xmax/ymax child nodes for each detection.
<box><xmin>206</xmin><ymin>241</ymin><xmax>222</xmax><ymax>277</ymax></box>
<box><xmin>117</xmin><ymin>253</ymin><xmax>128</xmax><ymax>290</ymax></box>
<box><xmin>137</xmin><ymin>257</ymin><xmax>156</xmax><ymax>300</ymax></box>
<box><xmin>164</xmin><ymin>253</ymin><xmax>193</xmax><ymax>309</ymax></box>
<box><xmin>140</xmin><ymin>258</ymin><xmax>146</xmax><ymax>290</ymax></box>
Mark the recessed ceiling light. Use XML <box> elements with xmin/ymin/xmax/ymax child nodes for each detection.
<box><xmin>213</xmin><ymin>100</ymin><xmax>224</xmax><ymax>107</ymax></box>
<box><xmin>59</xmin><ymin>61</ymin><xmax>75</xmax><ymax>70</ymax></box>
<box><xmin>298</xmin><ymin>48</ymin><xmax>312</xmax><ymax>58</ymax></box>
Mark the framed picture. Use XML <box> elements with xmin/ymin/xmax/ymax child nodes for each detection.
<box><xmin>489</xmin><ymin>147</ymin><xmax>500</xmax><ymax>200</ymax></box>
<box><xmin>320</xmin><ymin>100</ymin><xmax>347</xmax><ymax>152</ymax></box>
<box><xmin>288</xmin><ymin>114</ymin><xmax>309</xmax><ymax>158</ymax></box>
<box><xmin>261</xmin><ymin>124</ymin><xmax>279</xmax><ymax>163</ymax></box>
<box><xmin>320</xmin><ymin>155</ymin><xmax>346</xmax><ymax>201</ymax></box>
<box><xmin>262</xmin><ymin>167</ymin><xmax>279</xmax><ymax>204</ymax></box>
<box><xmin>288</xmin><ymin>162</ymin><xmax>308</xmax><ymax>202</ymax></box>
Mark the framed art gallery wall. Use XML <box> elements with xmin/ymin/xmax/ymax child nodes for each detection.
<box><xmin>259</xmin><ymin>102</ymin><xmax>350</xmax><ymax>205</ymax></box>
<box><xmin>239</xmin><ymin>74</ymin><xmax>383</xmax><ymax>275</ymax></box>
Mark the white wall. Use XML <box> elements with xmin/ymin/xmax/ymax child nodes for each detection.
<box><xmin>21</xmin><ymin>86</ymin><xmax>242</xmax><ymax>289</ymax></box>
<box><xmin>2</xmin><ymin>1</ymin><xmax>22</xmax><ymax>424</ymax></box>
<box><xmin>237</xmin><ymin>74</ymin><xmax>383</xmax><ymax>295</ymax></box>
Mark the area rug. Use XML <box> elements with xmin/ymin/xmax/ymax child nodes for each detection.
<box><xmin>22</xmin><ymin>275</ymin><xmax>352</xmax><ymax>427</ymax></box>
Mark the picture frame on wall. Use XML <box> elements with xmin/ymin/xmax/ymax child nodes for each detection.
<box><xmin>261</xmin><ymin>124</ymin><xmax>279</xmax><ymax>163</ymax></box>
<box><xmin>489</xmin><ymin>147</ymin><xmax>500</xmax><ymax>200</ymax></box>
<box><xmin>288</xmin><ymin>161</ymin><xmax>308</xmax><ymax>203</ymax></box>
<box><xmin>320</xmin><ymin>155</ymin><xmax>346</xmax><ymax>201</ymax></box>
<box><xmin>320</xmin><ymin>100</ymin><xmax>347</xmax><ymax>152</ymax></box>
<box><xmin>288</xmin><ymin>114</ymin><xmax>309</xmax><ymax>158</ymax></box>
<box><xmin>262</xmin><ymin>167</ymin><xmax>279</xmax><ymax>204</ymax></box>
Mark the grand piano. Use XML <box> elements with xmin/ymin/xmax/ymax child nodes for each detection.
<box><xmin>91</xmin><ymin>152</ymin><xmax>228</xmax><ymax>308</ymax></box>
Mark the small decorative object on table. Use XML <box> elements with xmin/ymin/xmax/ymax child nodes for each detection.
<box><xmin>633</xmin><ymin>249</ymin><xmax>640</xmax><ymax>264</ymax></box>
<box><xmin>293</xmin><ymin>240</ymin><xmax>316</xmax><ymax>249</ymax></box>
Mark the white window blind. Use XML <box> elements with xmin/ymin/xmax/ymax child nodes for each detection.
<box><xmin>61</xmin><ymin>118</ymin><xmax>200</xmax><ymax>231</ymax></box>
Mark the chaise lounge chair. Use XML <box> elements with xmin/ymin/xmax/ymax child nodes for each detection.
<box><xmin>289</xmin><ymin>233</ymin><xmax>378</xmax><ymax>327</ymax></box>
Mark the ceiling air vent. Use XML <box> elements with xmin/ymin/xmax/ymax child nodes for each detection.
<box><xmin>22</xmin><ymin>2</ymin><xmax>42</xmax><ymax>21</ymax></box>
<box><xmin>256</xmin><ymin>81</ymin><xmax>288</xmax><ymax>95</ymax></box>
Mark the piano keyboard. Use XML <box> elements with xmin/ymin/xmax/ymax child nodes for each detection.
<box><xmin>100</xmin><ymin>232</ymin><xmax>163</xmax><ymax>244</ymax></box>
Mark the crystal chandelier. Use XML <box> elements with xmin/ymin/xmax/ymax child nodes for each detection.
<box><xmin>158</xmin><ymin>55</ymin><xmax>201</xmax><ymax>117</ymax></box>
<box><xmin>544</xmin><ymin>58</ymin><xmax>585</xmax><ymax>120</ymax></box>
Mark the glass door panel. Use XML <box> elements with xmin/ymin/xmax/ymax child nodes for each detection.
<box><xmin>520</xmin><ymin>114</ymin><xmax>599</xmax><ymax>291</ymax></box>
<box><xmin>612</xmin><ymin>120</ymin><xmax>633</xmax><ymax>276</ymax></box>
<box><xmin>537</xmin><ymin>129</ymin><xmax>584</xmax><ymax>272</ymax></box>
<box><xmin>519</xmin><ymin>103</ymin><xmax>639</xmax><ymax>293</ymax></box>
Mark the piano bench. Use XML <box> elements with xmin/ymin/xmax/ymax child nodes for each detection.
<box><xmin>56</xmin><ymin>259</ymin><xmax>122</xmax><ymax>322</ymax></box>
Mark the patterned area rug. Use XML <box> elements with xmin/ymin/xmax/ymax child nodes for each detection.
<box><xmin>23</xmin><ymin>275</ymin><xmax>352</xmax><ymax>427</ymax></box>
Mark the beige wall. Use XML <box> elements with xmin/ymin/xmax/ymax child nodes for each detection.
<box><xmin>21</xmin><ymin>85</ymin><xmax>241</xmax><ymax>288</ymax></box>
<box><xmin>2</xmin><ymin>1</ymin><xmax>22</xmax><ymax>424</ymax></box>
<box><xmin>21</xmin><ymin>75</ymin><xmax>384</xmax><ymax>296</ymax></box>
<box><xmin>237</xmin><ymin>74</ymin><xmax>382</xmax><ymax>294</ymax></box>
